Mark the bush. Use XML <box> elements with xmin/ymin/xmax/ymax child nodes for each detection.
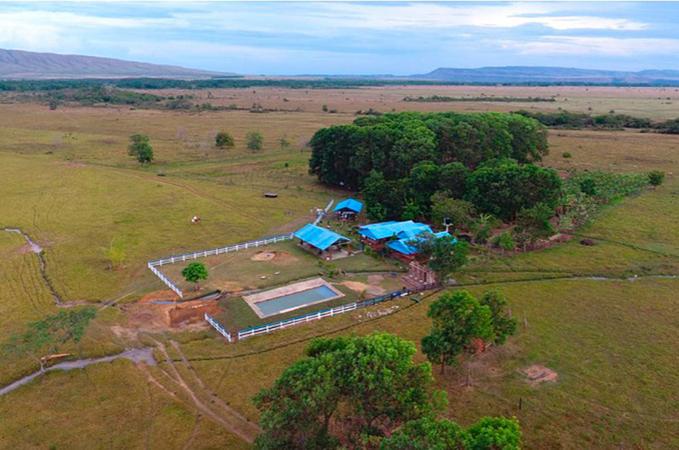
<box><xmin>648</xmin><ymin>170</ymin><xmax>665</xmax><ymax>186</ymax></box>
<box><xmin>562</xmin><ymin>151</ymin><xmax>572</xmax><ymax>158</ymax></box>
<box><xmin>215</xmin><ymin>131</ymin><xmax>235</xmax><ymax>148</ymax></box>
<box><xmin>493</xmin><ymin>231</ymin><xmax>515</xmax><ymax>251</ymax></box>
<box><xmin>246</xmin><ymin>131</ymin><xmax>263</xmax><ymax>151</ymax></box>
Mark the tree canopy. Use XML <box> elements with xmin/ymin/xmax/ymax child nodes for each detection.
<box><xmin>253</xmin><ymin>332</ymin><xmax>442</xmax><ymax>449</ymax></box>
<box><xmin>309</xmin><ymin>112</ymin><xmax>553</xmax><ymax>225</ymax></box>
<box><xmin>128</xmin><ymin>133</ymin><xmax>154</xmax><ymax>164</ymax></box>
<box><xmin>422</xmin><ymin>291</ymin><xmax>494</xmax><ymax>373</ymax></box>
<box><xmin>380</xmin><ymin>416</ymin><xmax>522</xmax><ymax>450</ymax></box>
<box><xmin>181</xmin><ymin>262</ymin><xmax>208</xmax><ymax>290</ymax></box>
<box><xmin>310</xmin><ymin>112</ymin><xmax>548</xmax><ymax>191</ymax></box>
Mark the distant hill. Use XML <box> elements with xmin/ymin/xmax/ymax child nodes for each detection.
<box><xmin>412</xmin><ymin>66</ymin><xmax>679</xmax><ymax>84</ymax></box>
<box><xmin>0</xmin><ymin>48</ymin><xmax>227</xmax><ymax>79</ymax></box>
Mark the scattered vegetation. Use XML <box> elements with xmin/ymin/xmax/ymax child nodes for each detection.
<box><xmin>2</xmin><ymin>308</ymin><xmax>97</xmax><ymax>366</ymax></box>
<box><xmin>404</xmin><ymin>95</ymin><xmax>555</xmax><ymax>102</ymax></box>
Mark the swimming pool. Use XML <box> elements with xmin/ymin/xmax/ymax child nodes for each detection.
<box><xmin>244</xmin><ymin>278</ymin><xmax>345</xmax><ymax>318</ymax></box>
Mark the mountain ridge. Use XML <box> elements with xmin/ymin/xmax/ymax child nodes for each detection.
<box><xmin>0</xmin><ymin>48</ymin><xmax>227</xmax><ymax>79</ymax></box>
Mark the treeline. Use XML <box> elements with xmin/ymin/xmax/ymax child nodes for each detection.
<box><xmin>310</xmin><ymin>112</ymin><xmax>560</xmax><ymax>223</ymax></box>
<box><xmin>404</xmin><ymin>95</ymin><xmax>556</xmax><ymax>103</ymax></box>
<box><xmin>516</xmin><ymin>109</ymin><xmax>679</xmax><ymax>134</ymax></box>
<box><xmin>4</xmin><ymin>78</ymin><xmax>679</xmax><ymax>93</ymax></box>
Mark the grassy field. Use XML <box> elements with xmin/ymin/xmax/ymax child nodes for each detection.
<box><xmin>0</xmin><ymin>90</ymin><xmax>677</xmax><ymax>449</ymax></box>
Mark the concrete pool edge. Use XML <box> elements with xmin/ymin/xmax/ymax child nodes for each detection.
<box><xmin>243</xmin><ymin>278</ymin><xmax>345</xmax><ymax>318</ymax></box>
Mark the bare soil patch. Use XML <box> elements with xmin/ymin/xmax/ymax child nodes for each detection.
<box><xmin>122</xmin><ymin>289</ymin><xmax>220</xmax><ymax>334</ymax></box>
<box><xmin>250</xmin><ymin>250</ymin><xmax>298</xmax><ymax>264</ymax></box>
<box><xmin>340</xmin><ymin>281</ymin><xmax>386</xmax><ymax>296</ymax></box>
<box><xmin>523</xmin><ymin>364</ymin><xmax>559</xmax><ymax>385</ymax></box>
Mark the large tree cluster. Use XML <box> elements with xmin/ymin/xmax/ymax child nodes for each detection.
<box><xmin>309</xmin><ymin>112</ymin><xmax>559</xmax><ymax>223</ymax></box>
<box><xmin>254</xmin><ymin>332</ymin><xmax>521</xmax><ymax>450</ymax></box>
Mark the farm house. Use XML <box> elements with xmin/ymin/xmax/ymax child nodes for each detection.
<box><xmin>294</xmin><ymin>223</ymin><xmax>351</xmax><ymax>260</ymax></box>
<box><xmin>358</xmin><ymin>220</ymin><xmax>456</xmax><ymax>261</ymax></box>
<box><xmin>333</xmin><ymin>198</ymin><xmax>363</xmax><ymax>220</ymax></box>
<box><xmin>358</xmin><ymin>220</ymin><xmax>431</xmax><ymax>251</ymax></box>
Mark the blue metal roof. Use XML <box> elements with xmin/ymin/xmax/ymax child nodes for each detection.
<box><xmin>334</xmin><ymin>198</ymin><xmax>363</xmax><ymax>214</ymax></box>
<box><xmin>294</xmin><ymin>224</ymin><xmax>350</xmax><ymax>251</ymax></box>
<box><xmin>358</xmin><ymin>220</ymin><xmax>431</xmax><ymax>241</ymax></box>
<box><xmin>386</xmin><ymin>231</ymin><xmax>458</xmax><ymax>255</ymax></box>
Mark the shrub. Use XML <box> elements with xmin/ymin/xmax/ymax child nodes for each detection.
<box><xmin>493</xmin><ymin>231</ymin><xmax>515</xmax><ymax>251</ymax></box>
<box><xmin>648</xmin><ymin>170</ymin><xmax>665</xmax><ymax>186</ymax></box>
<box><xmin>215</xmin><ymin>131</ymin><xmax>235</xmax><ymax>148</ymax></box>
<box><xmin>562</xmin><ymin>151</ymin><xmax>572</xmax><ymax>158</ymax></box>
<box><xmin>246</xmin><ymin>131</ymin><xmax>263</xmax><ymax>151</ymax></box>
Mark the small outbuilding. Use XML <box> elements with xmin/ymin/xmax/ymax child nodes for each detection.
<box><xmin>294</xmin><ymin>223</ymin><xmax>351</xmax><ymax>259</ymax></box>
<box><xmin>333</xmin><ymin>198</ymin><xmax>363</xmax><ymax>221</ymax></box>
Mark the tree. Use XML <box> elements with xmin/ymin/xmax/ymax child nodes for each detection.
<box><xmin>215</xmin><ymin>131</ymin><xmax>235</xmax><ymax>148</ymax></box>
<box><xmin>421</xmin><ymin>291</ymin><xmax>493</xmax><ymax>373</ymax></box>
<box><xmin>380</xmin><ymin>416</ymin><xmax>521</xmax><ymax>450</ymax></box>
<box><xmin>246</xmin><ymin>131</ymin><xmax>263</xmax><ymax>151</ymax></box>
<box><xmin>430</xmin><ymin>192</ymin><xmax>475</xmax><ymax>231</ymax></box>
<box><xmin>253</xmin><ymin>333</ymin><xmax>442</xmax><ymax>449</ymax></box>
<box><xmin>515</xmin><ymin>202</ymin><xmax>555</xmax><ymax>238</ymax></box>
<box><xmin>466</xmin><ymin>417</ymin><xmax>522</xmax><ymax>450</ymax></box>
<box><xmin>479</xmin><ymin>290</ymin><xmax>517</xmax><ymax>345</ymax></box>
<box><xmin>181</xmin><ymin>262</ymin><xmax>208</xmax><ymax>291</ymax></box>
<box><xmin>128</xmin><ymin>133</ymin><xmax>153</xmax><ymax>164</ymax></box>
<box><xmin>412</xmin><ymin>235</ymin><xmax>469</xmax><ymax>283</ymax></box>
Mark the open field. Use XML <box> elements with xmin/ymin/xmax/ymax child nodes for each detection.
<box><xmin>0</xmin><ymin>88</ymin><xmax>677</xmax><ymax>448</ymax></box>
<box><xmin>133</xmin><ymin>85</ymin><xmax>679</xmax><ymax>119</ymax></box>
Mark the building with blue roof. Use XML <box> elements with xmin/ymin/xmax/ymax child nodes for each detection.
<box><xmin>294</xmin><ymin>223</ymin><xmax>351</xmax><ymax>258</ymax></box>
<box><xmin>358</xmin><ymin>220</ymin><xmax>457</xmax><ymax>260</ymax></box>
<box><xmin>333</xmin><ymin>198</ymin><xmax>363</xmax><ymax>220</ymax></box>
<box><xmin>358</xmin><ymin>220</ymin><xmax>431</xmax><ymax>243</ymax></box>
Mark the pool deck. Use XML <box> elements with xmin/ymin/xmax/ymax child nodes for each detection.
<box><xmin>243</xmin><ymin>277</ymin><xmax>345</xmax><ymax>318</ymax></box>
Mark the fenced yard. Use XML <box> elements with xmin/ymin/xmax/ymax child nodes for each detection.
<box><xmin>158</xmin><ymin>239</ymin><xmax>402</xmax><ymax>297</ymax></box>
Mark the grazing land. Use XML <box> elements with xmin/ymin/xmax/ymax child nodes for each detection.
<box><xmin>0</xmin><ymin>85</ymin><xmax>677</xmax><ymax>449</ymax></box>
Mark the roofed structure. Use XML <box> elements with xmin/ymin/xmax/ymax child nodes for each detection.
<box><xmin>334</xmin><ymin>198</ymin><xmax>363</xmax><ymax>214</ymax></box>
<box><xmin>294</xmin><ymin>224</ymin><xmax>351</xmax><ymax>251</ymax></box>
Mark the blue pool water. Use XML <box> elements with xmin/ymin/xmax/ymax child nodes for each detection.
<box><xmin>256</xmin><ymin>285</ymin><xmax>339</xmax><ymax>317</ymax></box>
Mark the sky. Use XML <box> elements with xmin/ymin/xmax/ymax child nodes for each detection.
<box><xmin>1</xmin><ymin>1</ymin><xmax>678</xmax><ymax>75</ymax></box>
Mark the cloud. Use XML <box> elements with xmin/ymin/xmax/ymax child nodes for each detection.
<box><xmin>499</xmin><ymin>36</ymin><xmax>679</xmax><ymax>56</ymax></box>
<box><xmin>304</xmin><ymin>3</ymin><xmax>647</xmax><ymax>31</ymax></box>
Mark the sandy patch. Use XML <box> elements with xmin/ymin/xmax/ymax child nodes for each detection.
<box><xmin>250</xmin><ymin>250</ymin><xmax>298</xmax><ymax>264</ymax></box>
<box><xmin>523</xmin><ymin>365</ymin><xmax>558</xmax><ymax>385</ymax></box>
<box><xmin>340</xmin><ymin>281</ymin><xmax>386</xmax><ymax>296</ymax></box>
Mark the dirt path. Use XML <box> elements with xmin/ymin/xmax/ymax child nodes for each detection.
<box><xmin>0</xmin><ymin>347</ymin><xmax>155</xmax><ymax>396</ymax></box>
<box><xmin>151</xmin><ymin>339</ymin><xmax>260</xmax><ymax>443</ymax></box>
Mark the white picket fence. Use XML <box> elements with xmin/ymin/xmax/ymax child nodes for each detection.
<box><xmin>204</xmin><ymin>313</ymin><xmax>233</xmax><ymax>342</ymax></box>
<box><xmin>147</xmin><ymin>233</ymin><xmax>294</xmax><ymax>298</ymax></box>
<box><xmin>237</xmin><ymin>301</ymin><xmax>359</xmax><ymax>340</ymax></box>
